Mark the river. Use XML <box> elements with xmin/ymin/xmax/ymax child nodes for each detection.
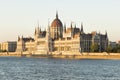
<box><xmin>0</xmin><ymin>57</ymin><xmax>120</xmax><ymax>80</ymax></box>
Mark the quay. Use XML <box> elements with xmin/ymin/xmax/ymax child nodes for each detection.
<box><xmin>0</xmin><ymin>52</ymin><xmax>120</xmax><ymax>60</ymax></box>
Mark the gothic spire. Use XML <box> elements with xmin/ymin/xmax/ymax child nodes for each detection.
<box><xmin>36</xmin><ymin>20</ymin><xmax>40</xmax><ymax>34</ymax></box>
<box><xmin>70</xmin><ymin>22</ymin><xmax>73</xmax><ymax>29</ymax></box>
<box><xmin>75</xmin><ymin>23</ymin><xmax>76</xmax><ymax>29</ymax></box>
<box><xmin>21</xmin><ymin>35</ymin><xmax>23</xmax><ymax>40</ymax></box>
<box><xmin>56</xmin><ymin>11</ymin><xmax>58</xmax><ymax>19</ymax></box>
<box><xmin>39</xmin><ymin>26</ymin><xmax>41</xmax><ymax>32</ymax></box>
<box><xmin>64</xmin><ymin>23</ymin><xmax>66</xmax><ymax>33</ymax></box>
<box><xmin>98</xmin><ymin>30</ymin><xmax>100</xmax><ymax>35</ymax></box>
<box><xmin>81</xmin><ymin>22</ymin><xmax>84</xmax><ymax>34</ymax></box>
<box><xmin>37</xmin><ymin>20</ymin><xmax>39</xmax><ymax>27</ymax></box>
<box><xmin>48</xmin><ymin>18</ymin><xmax>50</xmax><ymax>27</ymax></box>
<box><xmin>18</xmin><ymin>35</ymin><xmax>20</xmax><ymax>41</ymax></box>
<box><xmin>34</xmin><ymin>27</ymin><xmax>36</xmax><ymax>35</ymax></box>
<box><xmin>35</xmin><ymin>26</ymin><xmax>40</xmax><ymax>34</ymax></box>
<box><xmin>105</xmin><ymin>30</ymin><xmax>108</xmax><ymax>37</ymax></box>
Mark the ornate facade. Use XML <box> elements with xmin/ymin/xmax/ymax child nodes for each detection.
<box><xmin>16</xmin><ymin>12</ymin><xmax>109</xmax><ymax>54</ymax></box>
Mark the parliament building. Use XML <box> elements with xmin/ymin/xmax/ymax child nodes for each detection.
<box><xmin>16</xmin><ymin>12</ymin><xmax>109</xmax><ymax>55</ymax></box>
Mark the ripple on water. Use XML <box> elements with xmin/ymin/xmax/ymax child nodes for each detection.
<box><xmin>0</xmin><ymin>57</ymin><xmax>120</xmax><ymax>80</ymax></box>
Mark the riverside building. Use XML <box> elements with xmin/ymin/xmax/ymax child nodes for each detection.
<box><xmin>0</xmin><ymin>41</ymin><xmax>17</xmax><ymax>52</ymax></box>
<box><xmin>16</xmin><ymin>12</ymin><xmax>108</xmax><ymax>55</ymax></box>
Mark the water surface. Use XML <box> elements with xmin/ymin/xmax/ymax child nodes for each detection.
<box><xmin>0</xmin><ymin>57</ymin><xmax>120</xmax><ymax>80</ymax></box>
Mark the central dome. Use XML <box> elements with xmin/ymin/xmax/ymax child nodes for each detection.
<box><xmin>51</xmin><ymin>12</ymin><xmax>63</xmax><ymax>27</ymax></box>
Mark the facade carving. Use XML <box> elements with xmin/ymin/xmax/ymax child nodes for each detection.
<box><xmin>16</xmin><ymin>12</ymin><xmax>108</xmax><ymax>54</ymax></box>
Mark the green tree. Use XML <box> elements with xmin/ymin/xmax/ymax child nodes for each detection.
<box><xmin>90</xmin><ymin>43</ymin><xmax>99</xmax><ymax>52</ymax></box>
<box><xmin>116</xmin><ymin>44</ymin><xmax>120</xmax><ymax>53</ymax></box>
<box><xmin>110</xmin><ymin>44</ymin><xmax>120</xmax><ymax>53</ymax></box>
<box><xmin>114</xmin><ymin>44</ymin><xmax>120</xmax><ymax>53</ymax></box>
<box><xmin>106</xmin><ymin>45</ymin><xmax>112</xmax><ymax>53</ymax></box>
<box><xmin>90</xmin><ymin>44</ymin><xmax>94</xmax><ymax>52</ymax></box>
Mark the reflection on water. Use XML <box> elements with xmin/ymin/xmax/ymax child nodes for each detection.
<box><xmin>0</xmin><ymin>57</ymin><xmax>120</xmax><ymax>80</ymax></box>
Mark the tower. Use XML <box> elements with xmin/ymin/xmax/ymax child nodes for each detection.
<box><xmin>50</xmin><ymin>12</ymin><xmax>63</xmax><ymax>39</ymax></box>
<box><xmin>70</xmin><ymin>22</ymin><xmax>73</xmax><ymax>38</ymax></box>
<box><xmin>16</xmin><ymin>36</ymin><xmax>25</xmax><ymax>52</ymax></box>
<box><xmin>46</xmin><ymin>24</ymin><xmax>53</xmax><ymax>53</ymax></box>
<box><xmin>80</xmin><ymin>23</ymin><xmax>84</xmax><ymax>34</ymax></box>
<box><xmin>34</xmin><ymin>22</ymin><xmax>40</xmax><ymax>40</ymax></box>
<box><xmin>56</xmin><ymin>11</ymin><xmax>58</xmax><ymax>19</ymax></box>
<box><xmin>105</xmin><ymin>31</ymin><xmax>109</xmax><ymax>51</ymax></box>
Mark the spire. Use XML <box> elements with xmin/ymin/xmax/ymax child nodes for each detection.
<box><xmin>35</xmin><ymin>26</ymin><xmax>39</xmax><ymax>35</ymax></box>
<box><xmin>81</xmin><ymin>22</ymin><xmax>84</xmax><ymax>34</ymax></box>
<box><xmin>75</xmin><ymin>23</ymin><xmax>76</xmax><ymax>29</ymax></box>
<box><xmin>18</xmin><ymin>35</ymin><xmax>20</xmax><ymax>41</ymax></box>
<box><xmin>70</xmin><ymin>22</ymin><xmax>73</xmax><ymax>29</ymax></box>
<box><xmin>56</xmin><ymin>11</ymin><xmax>58</xmax><ymax>19</ymax></box>
<box><xmin>39</xmin><ymin>26</ymin><xmax>41</xmax><ymax>32</ymax></box>
<box><xmin>48</xmin><ymin>18</ymin><xmax>50</xmax><ymax>27</ymax></box>
<box><xmin>47</xmin><ymin>18</ymin><xmax>50</xmax><ymax>33</ymax></box>
<box><xmin>34</xmin><ymin>27</ymin><xmax>36</xmax><ymax>35</ymax></box>
<box><xmin>37</xmin><ymin>20</ymin><xmax>39</xmax><ymax>27</ymax></box>
<box><xmin>37</xmin><ymin>26</ymin><xmax>40</xmax><ymax>32</ymax></box>
<box><xmin>36</xmin><ymin>20</ymin><xmax>40</xmax><ymax>34</ymax></box>
<box><xmin>70</xmin><ymin>22</ymin><xmax>74</xmax><ymax>38</ymax></box>
<box><xmin>98</xmin><ymin>30</ymin><xmax>100</xmax><ymax>35</ymax></box>
<box><xmin>47</xmin><ymin>22</ymin><xmax>50</xmax><ymax>38</ymax></box>
<box><xmin>44</xmin><ymin>28</ymin><xmax>46</xmax><ymax>31</ymax></box>
<box><xmin>47</xmin><ymin>18</ymin><xmax>50</xmax><ymax>31</ymax></box>
<box><xmin>105</xmin><ymin>30</ymin><xmax>108</xmax><ymax>37</ymax></box>
<box><xmin>21</xmin><ymin>35</ymin><xmax>23</xmax><ymax>40</ymax></box>
<box><xmin>64</xmin><ymin>23</ymin><xmax>66</xmax><ymax>32</ymax></box>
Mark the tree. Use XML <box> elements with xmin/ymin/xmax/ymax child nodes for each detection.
<box><xmin>106</xmin><ymin>45</ymin><xmax>112</xmax><ymax>53</ymax></box>
<box><xmin>117</xmin><ymin>45</ymin><xmax>120</xmax><ymax>53</ymax></box>
<box><xmin>110</xmin><ymin>44</ymin><xmax>120</xmax><ymax>53</ymax></box>
<box><xmin>107</xmin><ymin>44</ymin><xmax>120</xmax><ymax>53</ymax></box>
<box><xmin>90</xmin><ymin>43</ymin><xmax>99</xmax><ymax>52</ymax></box>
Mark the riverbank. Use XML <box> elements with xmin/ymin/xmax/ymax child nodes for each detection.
<box><xmin>0</xmin><ymin>52</ymin><xmax>120</xmax><ymax>59</ymax></box>
<box><xmin>51</xmin><ymin>55</ymin><xmax>120</xmax><ymax>60</ymax></box>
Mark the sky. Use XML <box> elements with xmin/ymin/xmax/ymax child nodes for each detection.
<box><xmin>0</xmin><ymin>0</ymin><xmax>120</xmax><ymax>42</ymax></box>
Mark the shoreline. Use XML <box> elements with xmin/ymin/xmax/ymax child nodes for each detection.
<box><xmin>0</xmin><ymin>52</ymin><xmax>120</xmax><ymax>60</ymax></box>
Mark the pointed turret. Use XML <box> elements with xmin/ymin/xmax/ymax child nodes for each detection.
<box><xmin>36</xmin><ymin>26</ymin><xmax>40</xmax><ymax>34</ymax></box>
<box><xmin>98</xmin><ymin>31</ymin><xmax>101</xmax><ymax>36</ymax></box>
<box><xmin>37</xmin><ymin>20</ymin><xmax>39</xmax><ymax>27</ymax></box>
<box><xmin>18</xmin><ymin>35</ymin><xmax>20</xmax><ymax>41</ymax></box>
<box><xmin>47</xmin><ymin>19</ymin><xmax>50</xmax><ymax>35</ymax></box>
<box><xmin>44</xmin><ymin>28</ymin><xmax>46</xmax><ymax>31</ymax></box>
<box><xmin>20</xmin><ymin>35</ymin><xmax>23</xmax><ymax>41</ymax></box>
<box><xmin>98</xmin><ymin>31</ymin><xmax>101</xmax><ymax>52</ymax></box>
<box><xmin>70</xmin><ymin>22</ymin><xmax>73</xmax><ymax>29</ymax></box>
<box><xmin>105</xmin><ymin>30</ymin><xmax>108</xmax><ymax>38</ymax></box>
<box><xmin>75</xmin><ymin>24</ymin><xmax>76</xmax><ymax>29</ymax></box>
<box><xmin>56</xmin><ymin>11</ymin><xmax>58</xmax><ymax>19</ymax></box>
<box><xmin>99</xmin><ymin>31</ymin><xmax>100</xmax><ymax>34</ymax></box>
<box><xmin>36</xmin><ymin>20</ymin><xmax>40</xmax><ymax>34</ymax></box>
<box><xmin>46</xmin><ymin>24</ymin><xmax>53</xmax><ymax>53</ymax></box>
<box><xmin>74</xmin><ymin>24</ymin><xmax>76</xmax><ymax>33</ymax></box>
<box><xmin>34</xmin><ymin>22</ymin><xmax>40</xmax><ymax>39</ymax></box>
<box><xmin>22</xmin><ymin>35</ymin><xmax>23</xmax><ymax>39</ymax></box>
<box><xmin>80</xmin><ymin>22</ymin><xmax>84</xmax><ymax>34</ymax></box>
<box><xmin>34</xmin><ymin>27</ymin><xmax>36</xmax><ymax>35</ymax></box>
<box><xmin>64</xmin><ymin>23</ymin><xmax>66</xmax><ymax>33</ymax></box>
<box><xmin>39</xmin><ymin>26</ymin><xmax>41</xmax><ymax>32</ymax></box>
<box><xmin>105</xmin><ymin>31</ymin><xmax>107</xmax><ymax>35</ymax></box>
<box><xmin>70</xmin><ymin>22</ymin><xmax>74</xmax><ymax>38</ymax></box>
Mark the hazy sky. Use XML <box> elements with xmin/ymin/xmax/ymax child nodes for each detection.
<box><xmin>0</xmin><ymin>0</ymin><xmax>120</xmax><ymax>42</ymax></box>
